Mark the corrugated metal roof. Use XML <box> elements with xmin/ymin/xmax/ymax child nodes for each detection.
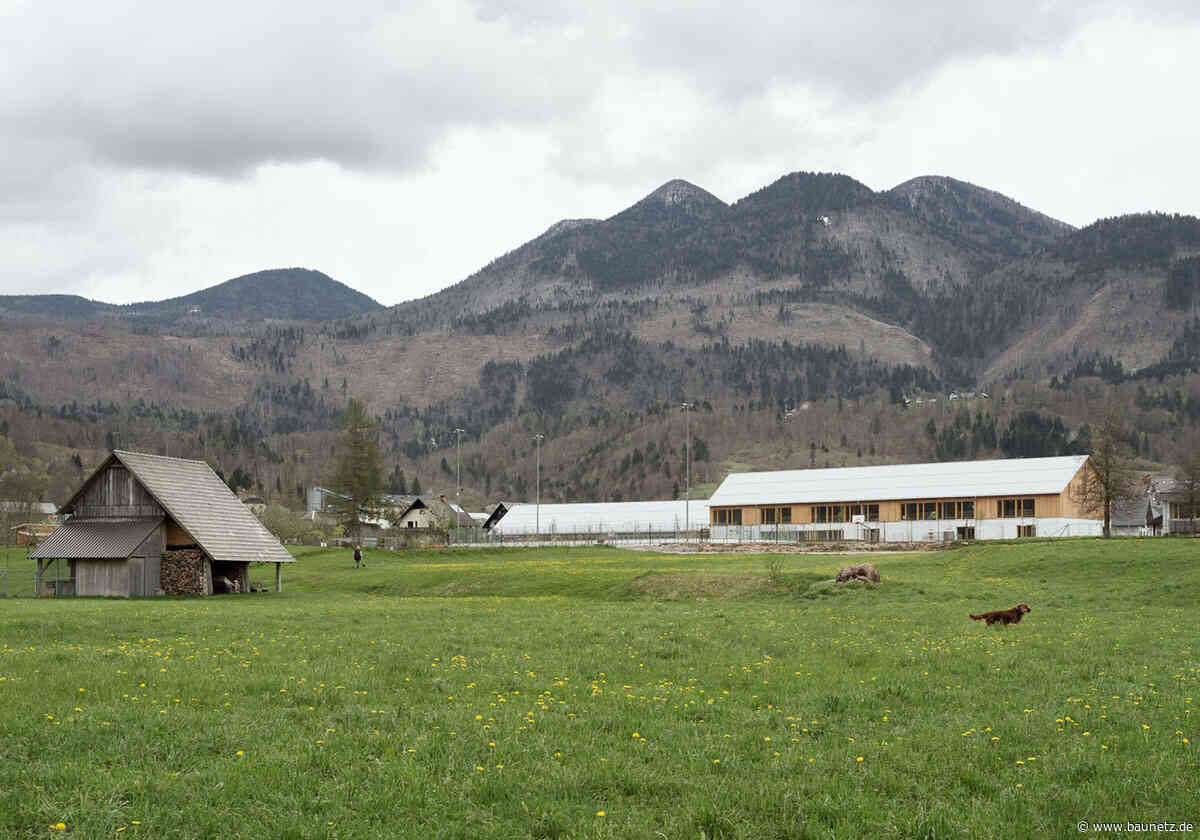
<box><xmin>111</xmin><ymin>450</ymin><xmax>295</xmax><ymax>564</ymax></box>
<box><xmin>708</xmin><ymin>455</ymin><xmax>1090</xmax><ymax>506</ymax></box>
<box><xmin>495</xmin><ymin>499</ymin><xmax>710</xmax><ymax>535</ymax></box>
<box><xmin>31</xmin><ymin>518</ymin><xmax>162</xmax><ymax>559</ymax></box>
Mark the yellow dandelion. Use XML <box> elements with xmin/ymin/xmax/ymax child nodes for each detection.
<box><xmin>855</xmin><ymin>756</ymin><xmax>863</xmax><ymax>763</ymax></box>
<box><xmin>631</xmin><ymin>732</ymin><xmax>639</xmax><ymax>739</ymax></box>
<box><xmin>596</xmin><ymin>811</ymin><xmax>606</xmax><ymax>817</ymax></box>
<box><xmin>236</xmin><ymin>750</ymin><xmax>244</xmax><ymax>756</ymax></box>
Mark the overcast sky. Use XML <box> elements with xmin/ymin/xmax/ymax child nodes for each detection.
<box><xmin>2</xmin><ymin>0</ymin><xmax>1198</xmax><ymax>306</ymax></box>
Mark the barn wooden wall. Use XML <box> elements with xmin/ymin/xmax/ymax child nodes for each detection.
<box><xmin>130</xmin><ymin>525</ymin><xmax>165</xmax><ymax>596</ymax></box>
<box><xmin>74</xmin><ymin>465</ymin><xmax>163</xmax><ymax>519</ymax></box>
<box><xmin>75</xmin><ymin>560</ymin><xmax>130</xmax><ymax>597</ymax></box>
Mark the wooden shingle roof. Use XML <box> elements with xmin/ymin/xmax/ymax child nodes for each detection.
<box><xmin>101</xmin><ymin>451</ymin><xmax>294</xmax><ymax>564</ymax></box>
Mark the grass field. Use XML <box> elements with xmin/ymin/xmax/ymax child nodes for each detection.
<box><xmin>0</xmin><ymin>539</ymin><xmax>1196</xmax><ymax>838</ymax></box>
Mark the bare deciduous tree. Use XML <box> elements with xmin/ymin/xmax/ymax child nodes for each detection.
<box><xmin>1172</xmin><ymin>447</ymin><xmax>1200</xmax><ymax>534</ymax></box>
<box><xmin>1077</xmin><ymin>409</ymin><xmax>1139</xmax><ymax>538</ymax></box>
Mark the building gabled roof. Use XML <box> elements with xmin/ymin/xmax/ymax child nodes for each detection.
<box><xmin>708</xmin><ymin>455</ymin><xmax>1091</xmax><ymax>507</ymax></box>
<box><xmin>31</xmin><ymin>518</ymin><xmax>163</xmax><ymax>559</ymax></box>
<box><xmin>62</xmin><ymin>451</ymin><xmax>294</xmax><ymax>564</ymax></box>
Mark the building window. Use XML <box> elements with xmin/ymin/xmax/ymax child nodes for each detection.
<box><xmin>813</xmin><ymin>505</ymin><xmax>849</xmax><ymax>523</ymax></box>
<box><xmin>937</xmin><ymin>500</ymin><xmax>975</xmax><ymax>519</ymax></box>
<box><xmin>762</xmin><ymin>507</ymin><xmax>791</xmax><ymax>524</ymax></box>
<box><xmin>1172</xmin><ymin>502</ymin><xmax>1200</xmax><ymax>519</ymax></box>
<box><xmin>997</xmin><ymin>498</ymin><xmax>1036</xmax><ymax>518</ymax></box>
<box><xmin>714</xmin><ymin>509</ymin><xmax>743</xmax><ymax>525</ymax></box>
<box><xmin>957</xmin><ymin>526</ymin><xmax>976</xmax><ymax>539</ymax></box>
<box><xmin>1017</xmin><ymin>524</ymin><xmax>1036</xmax><ymax>538</ymax></box>
<box><xmin>847</xmin><ymin>504</ymin><xmax>880</xmax><ymax>522</ymax></box>
<box><xmin>901</xmin><ymin>503</ymin><xmax>919</xmax><ymax>521</ymax></box>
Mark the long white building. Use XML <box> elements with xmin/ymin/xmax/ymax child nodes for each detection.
<box><xmin>707</xmin><ymin>455</ymin><xmax>1102</xmax><ymax>541</ymax></box>
<box><xmin>493</xmin><ymin>499</ymin><xmax>709</xmax><ymax>537</ymax></box>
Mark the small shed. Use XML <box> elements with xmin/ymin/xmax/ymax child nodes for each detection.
<box><xmin>30</xmin><ymin>450</ymin><xmax>295</xmax><ymax>597</ymax></box>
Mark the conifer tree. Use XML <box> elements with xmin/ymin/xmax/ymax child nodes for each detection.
<box><xmin>329</xmin><ymin>397</ymin><xmax>383</xmax><ymax>544</ymax></box>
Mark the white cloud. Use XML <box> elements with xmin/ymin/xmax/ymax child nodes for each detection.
<box><xmin>0</xmin><ymin>1</ymin><xmax>1198</xmax><ymax>304</ymax></box>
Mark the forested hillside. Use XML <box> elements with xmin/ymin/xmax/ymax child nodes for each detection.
<box><xmin>3</xmin><ymin>170</ymin><xmax>1200</xmax><ymax>513</ymax></box>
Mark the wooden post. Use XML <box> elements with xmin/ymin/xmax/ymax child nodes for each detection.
<box><xmin>275</xmin><ymin>562</ymin><xmax>282</xmax><ymax>593</ymax></box>
<box><xmin>35</xmin><ymin>559</ymin><xmax>44</xmax><ymax>597</ymax></box>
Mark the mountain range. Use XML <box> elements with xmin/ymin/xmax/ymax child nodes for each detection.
<box><xmin>0</xmin><ymin>268</ymin><xmax>383</xmax><ymax>324</ymax></box>
<box><xmin>2</xmin><ymin>170</ymin><xmax>1199</xmax><ymax>510</ymax></box>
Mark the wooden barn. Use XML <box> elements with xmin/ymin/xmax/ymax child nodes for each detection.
<box><xmin>30</xmin><ymin>450</ymin><xmax>294</xmax><ymax>597</ymax></box>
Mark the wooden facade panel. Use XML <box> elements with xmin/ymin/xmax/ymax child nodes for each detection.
<box><xmin>75</xmin><ymin>465</ymin><xmax>163</xmax><ymax>519</ymax></box>
<box><xmin>133</xmin><ymin>524</ymin><xmax>165</xmax><ymax>596</ymax></box>
<box><xmin>1061</xmin><ymin>462</ymin><xmax>1096</xmax><ymax>519</ymax></box>
<box><xmin>165</xmin><ymin>521</ymin><xmax>196</xmax><ymax>548</ymax></box>
<box><xmin>76</xmin><ymin>560</ymin><xmax>129</xmax><ymax>597</ymax></box>
<box><xmin>712</xmin><ymin>487</ymin><xmax>1085</xmax><ymax>525</ymax></box>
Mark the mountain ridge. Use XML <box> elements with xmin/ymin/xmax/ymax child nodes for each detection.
<box><xmin>0</xmin><ymin>267</ymin><xmax>382</xmax><ymax>323</ymax></box>
<box><xmin>3</xmin><ymin>167</ymin><xmax>1199</xmax><ymax>513</ymax></box>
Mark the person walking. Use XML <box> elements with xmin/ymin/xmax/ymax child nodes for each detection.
<box><xmin>354</xmin><ymin>545</ymin><xmax>365</xmax><ymax>568</ymax></box>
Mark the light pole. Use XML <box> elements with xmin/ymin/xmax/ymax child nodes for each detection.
<box><xmin>454</xmin><ymin>428</ymin><xmax>465</xmax><ymax>529</ymax></box>
<box><xmin>534</xmin><ymin>433</ymin><xmax>544</xmax><ymax>538</ymax></box>
<box><xmin>681</xmin><ymin>402</ymin><xmax>692</xmax><ymax>535</ymax></box>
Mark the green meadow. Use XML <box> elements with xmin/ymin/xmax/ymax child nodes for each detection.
<box><xmin>0</xmin><ymin>540</ymin><xmax>1196</xmax><ymax>838</ymax></box>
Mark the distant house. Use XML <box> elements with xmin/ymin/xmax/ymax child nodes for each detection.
<box><xmin>392</xmin><ymin>495</ymin><xmax>477</xmax><ymax>529</ymax></box>
<box><xmin>9</xmin><ymin>521</ymin><xmax>57</xmax><ymax>547</ymax></box>
<box><xmin>1110</xmin><ymin>474</ymin><xmax>1168</xmax><ymax>536</ymax></box>
<box><xmin>1</xmin><ymin>500</ymin><xmax>61</xmax><ymax>546</ymax></box>
<box><xmin>31</xmin><ymin>450</ymin><xmax>294</xmax><ymax>597</ymax></box>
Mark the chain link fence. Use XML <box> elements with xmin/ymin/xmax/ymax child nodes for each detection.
<box><xmin>1</xmin><ymin>545</ymin><xmax>40</xmax><ymax>597</ymax></box>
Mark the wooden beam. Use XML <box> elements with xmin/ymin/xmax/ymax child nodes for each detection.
<box><xmin>35</xmin><ymin>559</ymin><xmax>44</xmax><ymax>597</ymax></box>
<box><xmin>275</xmin><ymin>562</ymin><xmax>282</xmax><ymax>593</ymax></box>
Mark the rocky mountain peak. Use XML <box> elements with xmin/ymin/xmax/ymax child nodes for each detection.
<box><xmin>645</xmin><ymin>179</ymin><xmax>726</xmax><ymax>209</ymax></box>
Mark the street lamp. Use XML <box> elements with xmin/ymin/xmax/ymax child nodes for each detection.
<box><xmin>681</xmin><ymin>402</ymin><xmax>692</xmax><ymax>535</ymax></box>
<box><xmin>454</xmin><ymin>428</ymin><xmax>465</xmax><ymax>529</ymax></box>
<box><xmin>534</xmin><ymin>433</ymin><xmax>545</xmax><ymax>538</ymax></box>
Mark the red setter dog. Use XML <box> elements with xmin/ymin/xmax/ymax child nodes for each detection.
<box><xmin>969</xmin><ymin>603</ymin><xmax>1031</xmax><ymax>626</ymax></box>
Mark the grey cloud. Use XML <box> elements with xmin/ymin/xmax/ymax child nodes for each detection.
<box><xmin>0</xmin><ymin>1</ymin><xmax>596</xmax><ymax>178</ymax></box>
<box><xmin>4</xmin><ymin>0</ymin><xmax>1187</xmax><ymax>185</ymax></box>
<box><xmin>624</xmin><ymin>1</ymin><xmax>1136</xmax><ymax>102</ymax></box>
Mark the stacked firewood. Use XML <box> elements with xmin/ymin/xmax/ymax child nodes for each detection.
<box><xmin>161</xmin><ymin>549</ymin><xmax>208</xmax><ymax>595</ymax></box>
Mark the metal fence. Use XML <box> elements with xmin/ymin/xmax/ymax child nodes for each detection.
<box><xmin>1</xmin><ymin>546</ymin><xmax>40</xmax><ymax>597</ymax></box>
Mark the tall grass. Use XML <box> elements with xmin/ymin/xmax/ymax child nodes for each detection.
<box><xmin>0</xmin><ymin>540</ymin><xmax>1195</xmax><ymax>838</ymax></box>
